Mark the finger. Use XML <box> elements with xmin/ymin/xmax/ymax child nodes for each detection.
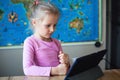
<box><xmin>58</xmin><ymin>53</ymin><xmax>64</xmax><ymax>58</ymax></box>
<box><xmin>60</xmin><ymin>59</ymin><xmax>68</xmax><ymax>64</ymax></box>
<box><xmin>59</xmin><ymin>54</ymin><xmax>65</xmax><ymax>59</ymax></box>
<box><xmin>59</xmin><ymin>59</ymin><xmax>64</xmax><ymax>64</ymax></box>
<box><xmin>59</xmin><ymin>51</ymin><xmax>64</xmax><ymax>54</ymax></box>
<box><xmin>58</xmin><ymin>51</ymin><xmax>63</xmax><ymax>57</ymax></box>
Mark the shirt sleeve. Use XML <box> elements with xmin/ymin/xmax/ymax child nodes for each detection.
<box><xmin>23</xmin><ymin>37</ymin><xmax>51</xmax><ymax>76</ymax></box>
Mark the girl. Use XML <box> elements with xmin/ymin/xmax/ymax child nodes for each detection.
<box><xmin>23</xmin><ymin>0</ymin><xmax>70</xmax><ymax>76</ymax></box>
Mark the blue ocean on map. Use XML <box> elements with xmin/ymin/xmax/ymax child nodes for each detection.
<box><xmin>0</xmin><ymin>0</ymin><xmax>99</xmax><ymax>46</ymax></box>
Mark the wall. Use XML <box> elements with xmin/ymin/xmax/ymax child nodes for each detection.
<box><xmin>110</xmin><ymin>0</ymin><xmax>120</xmax><ymax>69</ymax></box>
<box><xmin>105</xmin><ymin>0</ymin><xmax>111</xmax><ymax>69</ymax></box>
<box><xmin>0</xmin><ymin>48</ymin><xmax>23</xmax><ymax>76</ymax></box>
<box><xmin>0</xmin><ymin>0</ymin><xmax>107</xmax><ymax>76</ymax></box>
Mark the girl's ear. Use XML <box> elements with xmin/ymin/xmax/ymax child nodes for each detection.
<box><xmin>31</xmin><ymin>19</ymin><xmax>37</xmax><ymax>26</ymax></box>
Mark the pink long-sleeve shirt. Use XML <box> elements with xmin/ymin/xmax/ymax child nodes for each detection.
<box><xmin>23</xmin><ymin>35</ymin><xmax>62</xmax><ymax>76</ymax></box>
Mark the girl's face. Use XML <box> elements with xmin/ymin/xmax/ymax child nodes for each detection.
<box><xmin>33</xmin><ymin>14</ymin><xmax>58</xmax><ymax>39</ymax></box>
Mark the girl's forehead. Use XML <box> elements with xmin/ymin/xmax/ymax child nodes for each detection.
<box><xmin>40</xmin><ymin>14</ymin><xmax>58</xmax><ymax>21</ymax></box>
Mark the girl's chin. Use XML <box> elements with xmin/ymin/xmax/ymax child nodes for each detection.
<box><xmin>46</xmin><ymin>35</ymin><xmax>51</xmax><ymax>38</ymax></box>
<box><xmin>45</xmin><ymin>36</ymin><xmax>51</xmax><ymax>39</ymax></box>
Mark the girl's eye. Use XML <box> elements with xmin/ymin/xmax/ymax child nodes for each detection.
<box><xmin>44</xmin><ymin>24</ymin><xmax>57</xmax><ymax>29</ymax></box>
<box><xmin>53</xmin><ymin>24</ymin><xmax>56</xmax><ymax>28</ymax></box>
<box><xmin>45</xmin><ymin>25</ymin><xmax>50</xmax><ymax>28</ymax></box>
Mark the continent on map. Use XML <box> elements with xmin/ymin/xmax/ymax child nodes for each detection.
<box><xmin>11</xmin><ymin>0</ymin><xmax>33</xmax><ymax>18</ymax></box>
<box><xmin>69</xmin><ymin>17</ymin><xmax>84</xmax><ymax>33</ymax></box>
<box><xmin>58</xmin><ymin>0</ymin><xmax>62</xmax><ymax>3</ymax></box>
<box><xmin>8</xmin><ymin>11</ymin><xmax>18</xmax><ymax>23</ymax></box>
<box><xmin>69</xmin><ymin>3</ymin><xmax>80</xmax><ymax>10</ymax></box>
<box><xmin>0</xmin><ymin>9</ymin><xmax>4</xmax><ymax>20</ymax></box>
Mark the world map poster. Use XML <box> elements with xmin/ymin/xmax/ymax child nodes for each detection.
<box><xmin>0</xmin><ymin>0</ymin><xmax>101</xmax><ymax>47</ymax></box>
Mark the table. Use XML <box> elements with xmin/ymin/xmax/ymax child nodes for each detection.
<box><xmin>0</xmin><ymin>69</ymin><xmax>120</xmax><ymax>80</ymax></box>
<box><xmin>98</xmin><ymin>69</ymin><xmax>120</xmax><ymax>80</ymax></box>
<box><xmin>0</xmin><ymin>76</ymin><xmax>65</xmax><ymax>80</ymax></box>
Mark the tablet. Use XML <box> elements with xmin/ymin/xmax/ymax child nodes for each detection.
<box><xmin>64</xmin><ymin>49</ymin><xmax>107</xmax><ymax>80</ymax></box>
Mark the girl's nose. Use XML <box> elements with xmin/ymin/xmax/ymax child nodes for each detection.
<box><xmin>50</xmin><ymin>26</ymin><xmax>55</xmax><ymax>32</ymax></box>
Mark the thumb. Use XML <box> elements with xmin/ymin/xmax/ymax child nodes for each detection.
<box><xmin>59</xmin><ymin>51</ymin><xmax>63</xmax><ymax>54</ymax></box>
<box><xmin>59</xmin><ymin>51</ymin><xmax>64</xmax><ymax>57</ymax></box>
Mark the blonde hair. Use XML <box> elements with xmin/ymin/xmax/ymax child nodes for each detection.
<box><xmin>29</xmin><ymin>1</ymin><xmax>60</xmax><ymax>20</ymax></box>
<box><xmin>28</xmin><ymin>1</ymin><xmax>60</xmax><ymax>32</ymax></box>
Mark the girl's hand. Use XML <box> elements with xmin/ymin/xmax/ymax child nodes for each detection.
<box><xmin>56</xmin><ymin>63</ymin><xmax>68</xmax><ymax>75</ymax></box>
<box><xmin>51</xmin><ymin>51</ymin><xmax>70</xmax><ymax>76</ymax></box>
<box><xmin>51</xmin><ymin>63</ymin><xmax>68</xmax><ymax>76</ymax></box>
<box><xmin>58</xmin><ymin>51</ymin><xmax>70</xmax><ymax>66</ymax></box>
